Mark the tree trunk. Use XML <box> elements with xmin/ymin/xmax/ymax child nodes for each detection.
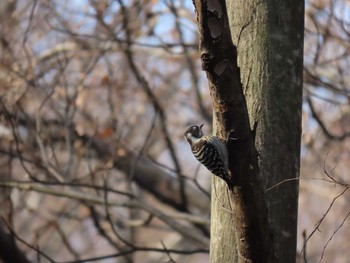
<box><xmin>226</xmin><ymin>1</ymin><xmax>304</xmax><ymax>261</ymax></box>
<box><xmin>0</xmin><ymin>3</ymin><xmax>31</xmax><ymax>263</ymax></box>
<box><xmin>193</xmin><ymin>0</ymin><xmax>304</xmax><ymax>262</ymax></box>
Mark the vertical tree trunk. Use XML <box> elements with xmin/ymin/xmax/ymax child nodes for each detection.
<box><xmin>0</xmin><ymin>2</ymin><xmax>31</xmax><ymax>263</ymax></box>
<box><xmin>193</xmin><ymin>1</ymin><xmax>273</xmax><ymax>262</ymax></box>
<box><xmin>193</xmin><ymin>0</ymin><xmax>304</xmax><ymax>262</ymax></box>
<box><xmin>0</xmin><ymin>0</ymin><xmax>17</xmax><ymax>226</ymax></box>
<box><xmin>226</xmin><ymin>1</ymin><xmax>304</xmax><ymax>261</ymax></box>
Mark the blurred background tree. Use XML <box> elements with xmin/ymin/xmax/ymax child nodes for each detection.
<box><xmin>0</xmin><ymin>0</ymin><xmax>349</xmax><ymax>262</ymax></box>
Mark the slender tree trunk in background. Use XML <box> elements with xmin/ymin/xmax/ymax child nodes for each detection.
<box><xmin>0</xmin><ymin>2</ymin><xmax>31</xmax><ymax>263</ymax></box>
<box><xmin>194</xmin><ymin>0</ymin><xmax>304</xmax><ymax>262</ymax></box>
<box><xmin>0</xmin><ymin>0</ymin><xmax>16</xmax><ymax>227</ymax></box>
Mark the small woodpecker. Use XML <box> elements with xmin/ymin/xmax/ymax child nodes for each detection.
<box><xmin>184</xmin><ymin>124</ymin><xmax>232</xmax><ymax>190</ymax></box>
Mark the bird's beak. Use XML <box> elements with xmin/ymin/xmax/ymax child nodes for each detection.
<box><xmin>199</xmin><ymin>124</ymin><xmax>204</xmax><ymax>130</ymax></box>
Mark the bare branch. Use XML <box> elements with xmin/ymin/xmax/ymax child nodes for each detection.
<box><xmin>306</xmin><ymin>95</ymin><xmax>350</xmax><ymax>141</ymax></box>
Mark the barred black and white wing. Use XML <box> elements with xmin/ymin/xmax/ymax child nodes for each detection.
<box><xmin>191</xmin><ymin>135</ymin><xmax>232</xmax><ymax>189</ymax></box>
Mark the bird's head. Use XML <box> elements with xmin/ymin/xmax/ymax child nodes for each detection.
<box><xmin>184</xmin><ymin>124</ymin><xmax>204</xmax><ymax>145</ymax></box>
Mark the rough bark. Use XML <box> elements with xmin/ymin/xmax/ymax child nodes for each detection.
<box><xmin>193</xmin><ymin>0</ymin><xmax>304</xmax><ymax>262</ymax></box>
<box><xmin>193</xmin><ymin>1</ymin><xmax>273</xmax><ymax>262</ymax></box>
<box><xmin>226</xmin><ymin>0</ymin><xmax>304</xmax><ymax>261</ymax></box>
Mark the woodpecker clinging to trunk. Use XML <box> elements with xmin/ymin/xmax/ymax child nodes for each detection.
<box><xmin>184</xmin><ymin>124</ymin><xmax>233</xmax><ymax>190</ymax></box>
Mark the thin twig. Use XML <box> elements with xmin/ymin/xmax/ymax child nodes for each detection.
<box><xmin>1</xmin><ymin>217</ymin><xmax>55</xmax><ymax>263</ymax></box>
<box><xmin>300</xmin><ymin>187</ymin><xmax>349</xmax><ymax>257</ymax></box>
<box><xmin>319</xmin><ymin>209</ymin><xmax>350</xmax><ymax>263</ymax></box>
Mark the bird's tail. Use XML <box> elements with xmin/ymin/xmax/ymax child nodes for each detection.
<box><xmin>217</xmin><ymin>171</ymin><xmax>233</xmax><ymax>190</ymax></box>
